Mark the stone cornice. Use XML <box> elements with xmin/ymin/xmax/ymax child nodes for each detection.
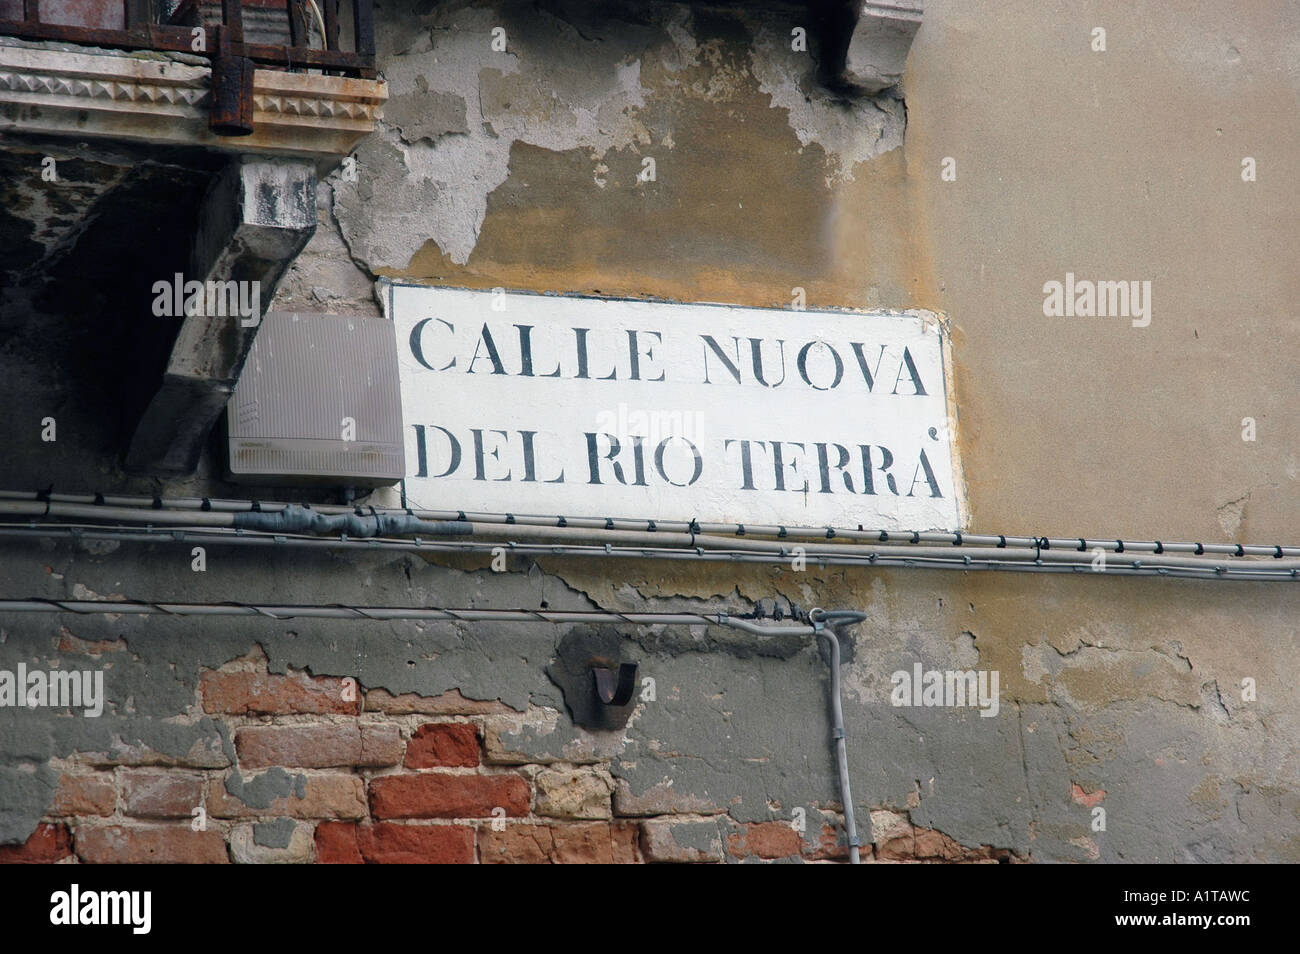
<box><xmin>0</xmin><ymin>41</ymin><xmax>385</xmax><ymax>160</ymax></box>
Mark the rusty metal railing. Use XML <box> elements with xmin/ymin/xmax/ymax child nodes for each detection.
<box><xmin>0</xmin><ymin>0</ymin><xmax>376</xmax><ymax>78</ymax></box>
<box><xmin>0</xmin><ymin>0</ymin><xmax>375</xmax><ymax>136</ymax></box>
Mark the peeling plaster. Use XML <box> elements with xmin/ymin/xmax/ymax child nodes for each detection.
<box><xmin>334</xmin><ymin>4</ymin><xmax>657</xmax><ymax>268</ymax></box>
<box><xmin>749</xmin><ymin>24</ymin><xmax>906</xmax><ymax>184</ymax></box>
<box><xmin>331</xmin><ymin>2</ymin><xmax>908</xmax><ymax>271</ymax></box>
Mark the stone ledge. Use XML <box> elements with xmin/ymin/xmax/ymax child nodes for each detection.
<box><xmin>0</xmin><ymin>41</ymin><xmax>385</xmax><ymax>161</ymax></box>
<box><xmin>846</xmin><ymin>0</ymin><xmax>924</xmax><ymax>92</ymax></box>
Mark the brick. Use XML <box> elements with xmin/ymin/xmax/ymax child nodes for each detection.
<box><xmin>613</xmin><ymin>778</ymin><xmax>723</xmax><ymax>816</ymax></box>
<box><xmin>535</xmin><ymin>766</ymin><xmax>613</xmax><ymax>819</ymax></box>
<box><xmin>482</xmin><ymin>711</ymin><xmax>618</xmax><ymax>765</ymax></box>
<box><xmin>914</xmin><ymin>827</ymin><xmax>960</xmax><ymax>860</ymax></box>
<box><xmin>230</xmin><ymin>822</ymin><xmax>314</xmax><ymax>864</ymax></box>
<box><xmin>907</xmin><ymin>826</ymin><xmax>1015</xmax><ymax>862</ymax></box>
<box><xmin>315</xmin><ymin>821</ymin><xmax>363</xmax><ymax>864</ymax></box>
<box><xmin>81</xmin><ymin>735</ymin><xmax>230</xmax><ymax>769</ymax></box>
<box><xmin>870</xmin><ymin>809</ymin><xmax>913</xmax><ymax>859</ymax></box>
<box><xmin>76</xmin><ymin>826</ymin><xmax>229</xmax><ymax>864</ymax></box>
<box><xmin>806</xmin><ymin>822</ymin><xmax>850</xmax><ymax>861</ymax></box>
<box><xmin>404</xmin><ymin>722</ymin><xmax>480</xmax><ymax>768</ymax></box>
<box><xmin>480</xmin><ymin>822</ymin><xmax>642</xmax><ymax>864</ymax></box>
<box><xmin>207</xmin><ymin>774</ymin><xmax>366</xmax><ymax>819</ymax></box>
<box><xmin>641</xmin><ymin>818</ymin><xmax>724</xmax><ymax>863</ymax></box>
<box><xmin>122</xmin><ymin>772</ymin><xmax>203</xmax><ymax>818</ymax></box>
<box><xmin>365</xmin><ymin>688</ymin><xmax>513</xmax><ymax>715</ymax></box>
<box><xmin>313</xmin><ymin>821</ymin><xmax>475</xmax><ymax>864</ymax></box>
<box><xmin>357</xmin><ymin>824</ymin><xmax>474</xmax><ymax>864</ymax></box>
<box><xmin>200</xmin><ymin>669</ymin><xmax>359</xmax><ymax>715</ymax></box>
<box><xmin>727</xmin><ymin>821</ymin><xmax>802</xmax><ymax>860</ymax></box>
<box><xmin>237</xmin><ymin>724</ymin><xmax>403</xmax><ymax>769</ymax></box>
<box><xmin>56</xmin><ymin>629</ymin><xmax>125</xmax><ymax>655</ymax></box>
<box><xmin>49</xmin><ymin>774</ymin><xmax>116</xmax><ymax>817</ymax></box>
<box><xmin>1070</xmin><ymin>783</ymin><xmax>1106</xmax><ymax>808</ymax></box>
<box><xmin>0</xmin><ymin>823</ymin><xmax>73</xmax><ymax>863</ymax></box>
<box><xmin>370</xmin><ymin>773</ymin><xmax>530</xmax><ymax>819</ymax></box>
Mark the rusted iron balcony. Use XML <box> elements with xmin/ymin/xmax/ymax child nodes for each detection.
<box><xmin>0</xmin><ymin>0</ymin><xmax>384</xmax><ymax>158</ymax></box>
<box><xmin>0</xmin><ymin>0</ymin><xmax>374</xmax><ymax>76</ymax></box>
<box><xmin>1</xmin><ymin>0</ymin><xmax>376</xmax><ymax>138</ymax></box>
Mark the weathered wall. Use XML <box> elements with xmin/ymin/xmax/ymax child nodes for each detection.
<box><xmin>1</xmin><ymin>0</ymin><xmax>1298</xmax><ymax>863</ymax></box>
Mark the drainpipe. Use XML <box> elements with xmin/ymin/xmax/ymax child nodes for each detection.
<box><xmin>813</xmin><ymin>609</ymin><xmax>866</xmax><ymax>864</ymax></box>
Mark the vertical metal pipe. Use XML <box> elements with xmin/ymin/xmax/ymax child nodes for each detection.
<box><xmin>815</xmin><ymin>620</ymin><xmax>862</xmax><ymax>864</ymax></box>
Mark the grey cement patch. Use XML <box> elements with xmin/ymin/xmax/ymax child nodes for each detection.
<box><xmin>225</xmin><ymin>767</ymin><xmax>307</xmax><ymax>808</ymax></box>
<box><xmin>253</xmin><ymin>817</ymin><xmax>297</xmax><ymax>849</ymax></box>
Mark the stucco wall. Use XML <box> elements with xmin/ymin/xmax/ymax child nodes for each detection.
<box><xmin>1</xmin><ymin>0</ymin><xmax>1297</xmax><ymax>862</ymax></box>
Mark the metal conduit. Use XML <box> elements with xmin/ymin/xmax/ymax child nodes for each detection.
<box><xmin>0</xmin><ymin>489</ymin><xmax>1296</xmax><ymax>559</ymax></box>
<box><xmin>0</xmin><ymin>524</ymin><xmax>1295</xmax><ymax>580</ymax></box>
<box><xmin>0</xmin><ymin>517</ymin><xmax>1295</xmax><ymax>581</ymax></box>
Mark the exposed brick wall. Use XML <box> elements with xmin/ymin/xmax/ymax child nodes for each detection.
<box><xmin>7</xmin><ymin>653</ymin><xmax>1022</xmax><ymax>863</ymax></box>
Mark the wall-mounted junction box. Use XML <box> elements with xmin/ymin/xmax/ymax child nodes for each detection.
<box><xmin>226</xmin><ymin>311</ymin><xmax>405</xmax><ymax>487</ymax></box>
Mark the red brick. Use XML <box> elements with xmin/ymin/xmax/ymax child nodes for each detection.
<box><xmin>200</xmin><ymin>669</ymin><xmax>359</xmax><ymax>715</ymax></box>
<box><xmin>913</xmin><ymin>827</ymin><xmax>959</xmax><ymax>859</ymax></box>
<box><xmin>357</xmin><ymin>824</ymin><xmax>474</xmax><ymax>864</ymax></box>
<box><xmin>236</xmin><ymin>724</ymin><xmax>403</xmax><ymax>768</ymax></box>
<box><xmin>56</xmin><ymin>629</ymin><xmax>125</xmax><ymax>655</ymax></box>
<box><xmin>0</xmin><ymin>823</ymin><xmax>73</xmax><ymax>863</ymax></box>
<box><xmin>206</xmin><ymin>774</ymin><xmax>366</xmax><ymax>819</ymax></box>
<box><xmin>640</xmin><ymin>818</ymin><xmax>724</xmax><ymax>863</ymax></box>
<box><xmin>405</xmin><ymin>723</ymin><xmax>480</xmax><ymax>768</ymax></box>
<box><xmin>480</xmin><ymin>822</ymin><xmax>642</xmax><ymax>864</ymax></box>
<box><xmin>727</xmin><ymin>821</ymin><xmax>802</xmax><ymax>860</ymax></box>
<box><xmin>49</xmin><ymin>774</ymin><xmax>116</xmax><ymax>817</ymax></box>
<box><xmin>1070</xmin><ymin>783</ymin><xmax>1106</xmax><ymax>808</ymax></box>
<box><xmin>122</xmin><ymin>771</ymin><xmax>203</xmax><ymax>818</ymax></box>
<box><xmin>370</xmin><ymin>773</ymin><xmax>530</xmax><ymax>819</ymax></box>
<box><xmin>76</xmin><ymin>826</ymin><xmax>229</xmax><ymax>864</ymax></box>
<box><xmin>805</xmin><ymin>823</ymin><xmax>850</xmax><ymax>861</ymax></box>
<box><xmin>875</xmin><ymin>829</ymin><xmax>915</xmax><ymax>860</ymax></box>
<box><xmin>314</xmin><ymin>821</ymin><xmax>363</xmax><ymax>864</ymax></box>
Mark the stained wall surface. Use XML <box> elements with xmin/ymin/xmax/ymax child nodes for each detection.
<box><xmin>0</xmin><ymin>0</ymin><xmax>1296</xmax><ymax>863</ymax></box>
